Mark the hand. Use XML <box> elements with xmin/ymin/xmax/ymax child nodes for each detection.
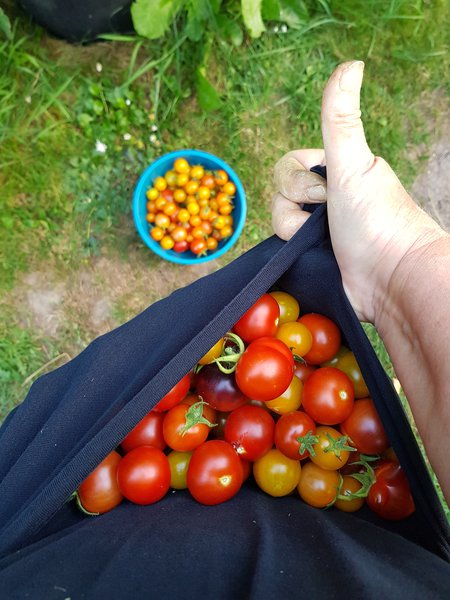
<box><xmin>272</xmin><ymin>61</ymin><xmax>445</xmax><ymax>324</ymax></box>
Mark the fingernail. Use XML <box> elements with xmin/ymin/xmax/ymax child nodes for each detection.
<box><xmin>307</xmin><ymin>185</ymin><xmax>327</xmax><ymax>201</ymax></box>
<box><xmin>339</xmin><ymin>61</ymin><xmax>364</xmax><ymax>92</ymax></box>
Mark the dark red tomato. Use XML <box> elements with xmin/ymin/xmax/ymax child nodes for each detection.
<box><xmin>302</xmin><ymin>367</ymin><xmax>354</xmax><ymax>425</ymax></box>
<box><xmin>367</xmin><ymin>461</ymin><xmax>415</xmax><ymax>520</ymax></box>
<box><xmin>117</xmin><ymin>446</ymin><xmax>171</xmax><ymax>505</ymax></box>
<box><xmin>77</xmin><ymin>451</ymin><xmax>123</xmax><ymax>514</ymax></box>
<box><xmin>187</xmin><ymin>440</ymin><xmax>243</xmax><ymax>505</ymax></box>
<box><xmin>210</xmin><ymin>411</ymin><xmax>229</xmax><ymax>439</ymax></box>
<box><xmin>274</xmin><ymin>411</ymin><xmax>317</xmax><ymax>460</ymax></box>
<box><xmin>249</xmin><ymin>337</ymin><xmax>294</xmax><ymax>370</ymax></box>
<box><xmin>163</xmin><ymin>403</ymin><xmax>211</xmax><ymax>452</ymax></box>
<box><xmin>233</xmin><ymin>294</ymin><xmax>280</xmax><ymax>343</ymax></box>
<box><xmin>298</xmin><ymin>313</ymin><xmax>341</xmax><ymax>365</ymax></box>
<box><xmin>341</xmin><ymin>398</ymin><xmax>389</xmax><ymax>455</ymax></box>
<box><xmin>293</xmin><ymin>361</ymin><xmax>316</xmax><ymax>383</ymax></box>
<box><xmin>235</xmin><ymin>341</ymin><xmax>294</xmax><ymax>401</ymax></box>
<box><xmin>154</xmin><ymin>373</ymin><xmax>190</xmax><ymax>412</ymax></box>
<box><xmin>121</xmin><ymin>410</ymin><xmax>166</xmax><ymax>453</ymax></box>
<box><xmin>194</xmin><ymin>364</ymin><xmax>249</xmax><ymax>412</ymax></box>
<box><xmin>224</xmin><ymin>405</ymin><xmax>275</xmax><ymax>461</ymax></box>
<box><xmin>241</xmin><ymin>459</ymin><xmax>251</xmax><ymax>481</ymax></box>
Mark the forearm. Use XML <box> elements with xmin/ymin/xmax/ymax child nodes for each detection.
<box><xmin>375</xmin><ymin>234</ymin><xmax>450</xmax><ymax>503</ymax></box>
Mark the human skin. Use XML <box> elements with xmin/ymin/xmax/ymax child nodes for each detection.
<box><xmin>271</xmin><ymin>61</ymin><xmax>450</xmax><ymax>503</ymax></box>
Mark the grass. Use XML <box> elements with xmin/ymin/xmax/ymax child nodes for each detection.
<box><xmin>0</xmin><ymin>1</ymin><xmax>449</xmax><ymax>523</ymax></box>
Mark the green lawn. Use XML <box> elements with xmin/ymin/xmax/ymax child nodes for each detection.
<box><xmin>0</xmin><ymin>0</ymin><xmax>449</xmax><ymax>519</ymax></box>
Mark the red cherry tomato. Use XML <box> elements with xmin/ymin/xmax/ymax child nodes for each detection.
<box><xmin>187</xmin><ymin>440</ymin><xmax>243</xmax><ymax>505</ymax></box>
<box><xmin>77</xmin><ymin>451</ymin><xmax>123</xmax><ymax>514</ymax></box>
<box><xmin>249</xmin><ymin>337</ymin><xmax>294</xmax><ymax>370</ymax></box>
<box><xmin>293</xmin><ymin>361</ymin><xmax>316</xmax><ymax>383</ymax></box>
<box><xmin>366</xmin><ymin>461</ymin><xmax>415</xmax><ymax>520</ymax></box>
<box><xmin>154</xmin><ymin>373</ymin><xmax>190</xmax><ymax>412</ymax></box>
<box><xmin>117</xmin><ymin>446</ymin><xmax>171</xmax><ymax>505</ymax></box>
<box><xmin>274</xmin><ymin>411</ymin><xmax>317</xmax><ymax>460</ymax></box>
<box><xmin>302</xmin><ymin>367</ymin><xmax>354</xmax><ymax>425</ymax></box>
<box><xmin>297</xmin><ymin>313</ymin><xmax>341</xmax><ymax>365</ymax></box>
<box><xmin>235</xmin><ymin>340</ymin><xmax>294</xmax><ymax>401</ymax></box>
<box><xmin>121</xmin><ymin>410</ymin><xmax>166</xmax><ymax>453</ymax></box>
<box><xmin>224</xmin><ymin>405</ymin><xmax>275</xmax><ymax>461</ymax></box>
<box><xmin>173</xmin><ymin>240</ymin><xmax>189</xmax><ymax>253</ymax></box>
<box><xmin>233</xmin><ymin>294</ymin><xmax>280</xmax><ymax>343</ymax></box>
<box><xmin>341</xmin><ymin>398</ymin><xmax>389</xmax><ymax>455</ymax></box>
<box><xmin>163</xmin><ymin>403</ymin><xmax>212</xmax><ymax>452</ymax></box>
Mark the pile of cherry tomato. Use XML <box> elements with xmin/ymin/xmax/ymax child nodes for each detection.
<box><xmin>145</xmin><ymin>157</ymin><xmax>236</xmax><ymax>256</ymax></box>
<box><xmin>76</xmin><ymin>291</ymin><xmax>415</xmax><ymax>522</ymax></box>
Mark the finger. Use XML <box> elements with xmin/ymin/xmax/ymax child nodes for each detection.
<box><xmin>321</xmin><ymin>61</ymin><xmax>374</xmax><ymax>183</ymax></box>
<box><xmin>274</xmin><ymin>150</ymin><xmax>327</xmax><ymax>203</ymax></box>
<box><xmin>271</xmin><ymin>192</ymin><xmax>312</xmax><ymax>240</ymax></box>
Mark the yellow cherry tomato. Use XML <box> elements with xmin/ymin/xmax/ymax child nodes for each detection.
<box><xmin>187</xmin><ymin>202</ymin><xmax>200</xmax><ymax>215</ymax></box>
<box><xmin>160</xmin><ymin>235</ymin><xmax>175</xmax><ymax>250</ymax></box>
<box><xmin>154</xmin><ymin>176</ymin><xmax>167</xmax><ymax>191</ymax></box>
<box><xmin>199</xmin><ymin>338</ymin><xmax>224</xmax><ymax>365</ymax></box>
<box><xmin>174</xmin><ymin>157</ymin><xmax>190</xmax><ymax>174</ymax></box>
<box><xmin>146</xmin><ymin>187</ymin><xmax>159</xmax><ymax>200</ymax></box>
<box><xmin>168</xmin><ymin>451</ymin><xmax>192</xmax><ymax>489</ymax></box>
<box><xmin>150</xmin><ymin>227</ymin><xmax>164</xmax><ymax>241</ymax></box>
<box><xmin>177</xmin><ymin>208</ymin><xmax>190</xmax><ymax>223</ymax></box>
<box><xmin>165</xmin><ymin>170</ymin><xmax>178</xmax><ymax>187</ymax></box>
<box><xmin>297</xmin><ymin>462</ymin><xmax>340</xmax><ymax>508</ymax></box>
<box><xmin>334</xmin><ymin>476</ymin><xmax>365</xmax><ymax>513</ymax></box>
<box><xmin>190</xmin><ymin>165</ymin><xmax>205</xmax><ymax>180</ymax></box>
<box><xmin>253</xmin><ymin>449</ymin><xmax>301</xmax><ymax>497</ymax></box>
<box><xmin>270</xmin><ymin>291</ymin><xmax>300</xmax><ymax>324</ymax></box>
<box><xmin>265</xmin><ymin>374</ymin><xmax>303</xmax><ymax>415</ymax></box>
<box><xmin>276</xmin><ymin>322</ymin><xmax>313</xmax><ymax>357</ymax></box>
<box><xmin>223</xmin><ymin>181</ymin><xmax>236</xmax><ymax>196</ymax></box>
<box><xmin>173</xmin><ymin>189</ymin><xmax>187</xmax><ymax>203</ymax></box>
<box><xmin>185</xmin><ymin>180</ymin><xmax>199</xmax><ymax>195</ymax></box>
<box><xmin>310</xmin><ymin>426</ymin><xmax>353</xmax><ymax>471</ymax></box>
<box><xmin>177</xmin><ymin>172</ymin><xmax>189</xmax><ymax>187</ymax></box>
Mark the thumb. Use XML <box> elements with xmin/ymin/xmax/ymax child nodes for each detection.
<box><xmin>321</xmin><ymin>61</ymin><xmax>374</xmax><ymax>187</ymax></box>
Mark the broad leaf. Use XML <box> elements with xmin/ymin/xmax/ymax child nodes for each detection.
<box><xmin>131</xmin><ymin>0</ymin><xmax>185</xmax><ymax>40</ymax></box>
<box><xmin>241</xmin><ymin>0</ymin><xmax>266</xmax><ymax>38</ymax></box>
<box><xmin>186</xmin><ymin>0</ymin><xmax>211</xmax><ymax>41</ymax></box>
<box><xmin>216</xmin><ymin>13</ymin><xmax>244</xmax><ymax>46</ymax></box>
<box><xmin>261</xmin><ymin>0</ymin><xmax>280</xmax><ymax>21</ymax></box>
<box><xmin>0</xmin><ymin>7</ymin><xmax>12</xmax><ymax>39</ymax></box>
<box><xmin>196</xmin><ymin>67</ymin><xmax>222</xmax><ymax>111</ymax></box>
<box><xmin>279</xmin><ymin>0</ymin><xmax>309</xmax><ymax>28</ymax></box>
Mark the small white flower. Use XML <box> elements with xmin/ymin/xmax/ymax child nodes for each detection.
<box><xmin>273</xmin><ymin>25</ymin><xmax>279</xmax><ymax>33</ymax></box>
<box><xmin>281</xmin><ymin>24</ymin><xmax>288</xmax><ymax>33</ymax></box>
<box><xmin>95</xmin><ymin>140</ymin><xmax>107</xmax><ymax>153</ymax></box>
<box><xmin>123</xmin><ymin>133</ymin><xmax>132</xmax><ymax>141</ymax></box>
<box><xmin>150</xmin><ymin>124</ymin><xmax>158</xmax><ymax>132</ymax></box>
<box><xmin>86</xmin><ymin>197</ymin><xmax>92</xmax><ymax>204</ymax></box>
<box><xmin>125</xmin><ymin>98</ymin><xmax>131</xmax><ymax>106</ymax></box>
<box><xmin>25</xmin><ymin>95</ymin><xmax>32</xmax><ymax>104</ymax></box>
<box><xmin>149</xmin><ymin>134</ymin><xmax>157</xmax><ymax>143</ymax></box>
<box><xmin>96</xmin><ymin>62</ymin><xmax>103</xmax><ymax>73</ymax></box>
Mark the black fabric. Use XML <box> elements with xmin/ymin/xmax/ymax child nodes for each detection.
<box><xmin>18</xmin><ymin>0</ymin><xmax>133</xmax><ymax>42</ymax></box>
<box><xmin>1</xmin><ymin>202</ymin><xmax>449</xmax><ymax>597</ymax></box>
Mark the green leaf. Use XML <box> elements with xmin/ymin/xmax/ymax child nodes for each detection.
<box><xmin>262</xmin><ymin>0</ymin><xmax>280</xmax><ymax>21</ymax></box>
<box><xmin>195</xmin><ymin>67</ymin><xmax>222</xmax><ymax>111</ymax></box>
<box><xmin>0</xmin><ymin>7</ymin><xmax>12</xmax><ymax>39</ymax></box>
<box><xmin>216</xmin><ymin>13</ymin><xmax>244</xmax><ymax>46</ymax></box>
<box><xmin>279</xmin><ymin>0</ymin><xmax>309</xmax><ymax>29</ymax></box>
<box><xmin>185</xmin><ymin>0</ymin><xmax>210</xmax><ymax>41</ymax></box>
<box><xmin>131</xmin><ymin>0</ymin><xmax>185</xmax><ymax>40</ymax></box>
<box><xmin>241</xmin><ymin>0</ymin><xmax>266</xmax><ymax>38</ymax></box>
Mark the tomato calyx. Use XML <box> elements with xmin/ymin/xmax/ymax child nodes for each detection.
<box><xmin>180</xmin><ymin>400</ymin><xmax>217</xmax><ymax>436</ymax></box>
<box><xmin>293</xmin><ymin>355</ymin><xmax>307</xmax><ymax>365</ymax></box>
<box><xmin>296</xmin><ymin>431</ymin><xmax>319</xmax><ymax>457</ymax></box>
<box><xmin>337</xmin><ymin>456</ymin><xmax>377</xmax><ymax>501</ymax></box>
<box><xmin>323</xmin><ymin>433</ymin><xmax>357</xmax><ymax>458</ymax></box>
<box><xmin>209</xmin><ymin>332</ymin><xmax>245</xmax><ymax>374</ymax></box>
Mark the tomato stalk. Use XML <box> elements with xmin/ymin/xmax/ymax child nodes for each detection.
<box><xmin>209</xmin><ymin>332</ymin><xmax>245</xmax><ymax>374</ymax></box>
<box><xmin>180</xmin><ymin>400</ymin><xmax>217</xmax><ymax>436</ymax></box>
<box><xmin>337</xmin><ymin>456</ymin><xmax>377</xmax><ymax>501</ymax></box>
<box><xmin>296</xmin><ymin>431</ymin><xmax>319</xmax><ymax>457</ymax></box>
<box><xmin>73</xmin><ymin>491</ymin><xmax>100</xmax><ymax>517</ymax></box>
<box><xmin>323</xmin><ymin>433</ymin><xmax>357</xmax><ymax>458</ymax></box>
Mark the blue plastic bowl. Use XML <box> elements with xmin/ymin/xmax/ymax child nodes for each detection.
<box><xmin>133</xmin><ymin>149</ymin><xmax>247</xmax><ymax>265</ymax></box>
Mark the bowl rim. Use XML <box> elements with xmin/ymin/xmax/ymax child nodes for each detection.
<box><xmin>133</xmin><ymin>149</ymin><xmax>247</xmax><ymax>265</ymax></box>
